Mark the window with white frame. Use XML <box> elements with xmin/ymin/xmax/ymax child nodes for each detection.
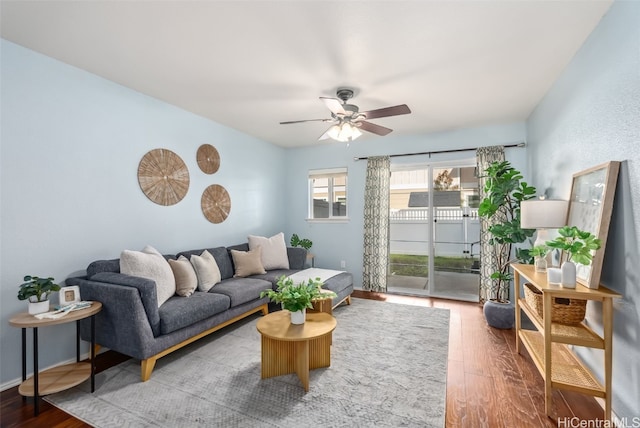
<box><xmin>308</xmin><ymin>168</ymin><xmax>348</xmax><ymax>220</ymax></box>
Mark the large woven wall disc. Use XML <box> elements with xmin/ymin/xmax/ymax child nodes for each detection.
<box><xmin>138</xmin><ymin>149</ymin><xmax>190</xmax><ymax>206</ymax></box>
<box><xmin>201</xmin><ymin>184</ymin><xmax>231</xmax><ymax>224</ymax></box>
<box><xmin>197</xmin><ymin>144</ymin><xmax>220</xmax><ymax>174</ymax></box>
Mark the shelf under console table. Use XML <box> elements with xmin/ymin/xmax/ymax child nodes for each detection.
<box><xmin>510</xmin><ymin>263</ymin><xmax>621</xmax><ymax>422</ymax></box>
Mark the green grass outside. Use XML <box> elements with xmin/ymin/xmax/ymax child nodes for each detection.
<box><xmin>389</xmin><ymin>254</ymin><xmax>477</xmax><ymax>277</ymax></box>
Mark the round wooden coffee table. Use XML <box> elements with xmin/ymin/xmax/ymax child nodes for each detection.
<box><xmin>256</xmin><ymin>311</ymin><xmax>336</xmax><ymax>391</ymax></box>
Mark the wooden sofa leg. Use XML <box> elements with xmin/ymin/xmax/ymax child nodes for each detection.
<box><xmin>141</xmin><ymin>358</ymin><xmax>157</xmax><ymax>382</ymax></box>
<box><xmin>260</xmin><ymin>303</ymin><xmax>269</xmax><ymax>315</ymax></box>
<box><xmin>346</xmin><ymin>295</ymin><xmax>352</xmax><ymax>305</ymax></box>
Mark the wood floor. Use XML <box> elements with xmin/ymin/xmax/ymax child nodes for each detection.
<box><xmin>1</xmin><ymin>291</ymin><xmax>605</xmax><ymax>427</ymax></box>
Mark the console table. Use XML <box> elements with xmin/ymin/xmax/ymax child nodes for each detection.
<box><xmin>9</xmin><ymin>302</ymin><xmax>102</xmax><ymax>416</ymax></box>
<box><xmin>511</xmin><ymin>264</ymin><xmax>621</xmax><ymax>421</ymax></box>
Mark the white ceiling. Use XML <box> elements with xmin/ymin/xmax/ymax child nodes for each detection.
<box><xmin>1</xmin><ymin>1</ymin><xmax>613</xmax><ymax>148</ymax></box>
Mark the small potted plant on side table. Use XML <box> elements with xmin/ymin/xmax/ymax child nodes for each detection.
<box><xmin>18</xmin><ymin>275</ymin><xmax>61</xmax><ymax>315</ymax></box>
<box><xmin>261</xmin><ymin>276</ymin><xmax>335</xmax><ymax>324</ymax></box>
<box><xmin>546</xmin><ymin>226</ymin><xmax>601</xmax><ymax>288</ymax></box>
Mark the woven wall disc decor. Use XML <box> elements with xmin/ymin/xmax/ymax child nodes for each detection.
<box><xmin>201</xmin><ymin>184</ymin><xmax>231</xmax><ymax>224</ymax></box>
<box><xmin>196</xmin><ymin>144</ymin><xmax>220</xmax><ymax>174</ymax></box>
<box><xmin>138</xmin><ymin>148</ymin><xmax>190</xmax><ymax>206</ymax></box>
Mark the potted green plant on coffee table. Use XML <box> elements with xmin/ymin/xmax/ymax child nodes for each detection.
<box><xmin>18</xmin><ymin>275</ymin><xmax>61</xmax><ymax>315</ymax></box>
<box><xmin>261</xmin><ymin>276</ymin><xmax>335</xmax><ymax>324</ymax></box>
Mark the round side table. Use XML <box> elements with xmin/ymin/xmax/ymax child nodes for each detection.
<box><xmin>9</xmin><ymin>302</ymin><xmax>102</xmax><ymax>416</ymax></box>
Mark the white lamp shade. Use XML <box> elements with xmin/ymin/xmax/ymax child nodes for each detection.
<box><xmin>520</xmin><ymin>199</ymin><xmax>568</xmax><ymax>229</ymax></box>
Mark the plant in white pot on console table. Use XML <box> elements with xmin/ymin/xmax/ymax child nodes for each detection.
<box><xmin>260</xmin><ymin>276</ymin><xmax>335</xmax><ymax>324</ymax></box>
<box><xmin>546</xmin><ymin>226</ymin><xmax>601</xmax><ymax>288</ymax></box>
<box><xmin>17</xmin><ymin>275</ymin><xmax>61</xmax><ymax>315</ymax></box>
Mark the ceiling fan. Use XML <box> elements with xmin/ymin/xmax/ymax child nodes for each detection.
<box><xmin>280</xmin><ymin>89</ymin><xmax>411</xmax><ymax>142</ymax></box>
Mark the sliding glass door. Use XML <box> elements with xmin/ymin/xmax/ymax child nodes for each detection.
<box><xmin>387</xmin><ymin>160</ymin><xmax>480</xmax><ymax>302</ymax></box>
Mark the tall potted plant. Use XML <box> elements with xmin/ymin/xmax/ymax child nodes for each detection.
<box><xmin>478</xmin><ymin>161</ymin><xmax>536</xmax><ymax>328</ymax></box>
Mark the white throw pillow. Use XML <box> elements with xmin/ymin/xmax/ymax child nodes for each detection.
<box><xmin>169</xmin><ymin>256</ymin><xmax>198</xmax><ymax>297</ymax></box>
<box><xmin>120</xmin><ymin>245</ymin><xmax>176</xmax><ymax>307</ymax></box>
<box><xmin>190</xmin><ymin>250</ymin><xmax>221</xmax><ymax>292</ymax></box>
<box><xmin>248</xmin><ymin>232</ymin><xmax>289</xmax><ymax>270</ymax></box>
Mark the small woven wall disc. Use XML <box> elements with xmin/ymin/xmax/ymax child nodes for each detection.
<box><xmin>201</xmin><ymin>184</ymin><xmax>231</xmax><ymax>224</ymax></box>
<box><xmin>138</xmin><ymin>148</ymin><xmax>190</xmax><ymax>206</ymax></box>
<box><xmin>197</xmin><ymin>144</ymin><xmax>220</xmax><ymax>174</ymax></box>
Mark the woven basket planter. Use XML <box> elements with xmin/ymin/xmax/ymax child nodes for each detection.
<box><xmin>524</xmin><ymin>282</ymin><xmax>586</xmax><ymax>325</ymax></box>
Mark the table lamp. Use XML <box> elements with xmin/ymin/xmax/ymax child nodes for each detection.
<box><xmin>520</xmin><ymin>197</ymin><xmax>568</xmax><ymax>270</ymax></box>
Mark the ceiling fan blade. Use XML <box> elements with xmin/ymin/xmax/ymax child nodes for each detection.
<box><xmin>361</xmin><ymin>104</ymin><xmax>411</xmax><ymax>120</ymax></box>
<box><xmin>358</xmin><ymin>120</ymin><xmax>393</xmax><ymax>136</ymax></box>
<box><xmin>320</xmin><ymin>97</ymin><xmax>346</xmax><ymax>115</ymax></box>
<box><xmin>318</xmin><ymin>125</ymin><xmax>333</xmax><ymax>140</ymax></box>
<box><xmin>280</xmin><ymin>119</ymin><xmax>331</xmax><ymax>125</ymax></box>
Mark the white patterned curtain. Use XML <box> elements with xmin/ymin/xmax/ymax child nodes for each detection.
<box><xmin>362</xmin><ymin>156</ymin><xmax>391</xmax><ymax>292</ymax></box>
<box><xmin>476</xmin><ymin>146</ymin><xmax>505</xmax><ymax>303</ymax></box>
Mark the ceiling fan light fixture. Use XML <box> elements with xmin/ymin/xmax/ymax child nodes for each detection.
<box><xmin>281</xmin><ymin>88</ymin><xmax>410</xmax><ymax>142</ymax></box>
<box><xmin>328</xmin><ymin>122</ymin><xmax>362</xmax><ymax>142</ymax></box>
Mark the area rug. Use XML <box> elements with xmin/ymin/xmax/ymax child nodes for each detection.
<box><xmin>46</xmin><ymin>298</ymin><xmax>450</xmax><ymax>427</ymax></box>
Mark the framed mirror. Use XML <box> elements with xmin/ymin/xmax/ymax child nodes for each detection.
<box><xmin>566</xmin><ymin>161</ymin><xmax>620</xmax><ymax>288</ymax></box>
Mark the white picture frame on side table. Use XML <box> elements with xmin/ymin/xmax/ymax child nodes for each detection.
<box><xmin>59</xmin><ymin>285</ymin><xmax>81</xmax><ymax>306</ymax></box>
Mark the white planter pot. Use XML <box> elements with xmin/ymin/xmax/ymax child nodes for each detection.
<box><xmin>561</xmin><ymin>261</ymin><xmax>577</xmax><ymax>288</ymax></box>
<box><xmin>28</xmin><ymin>300</ymin><xmax>50</xmax><ymax>315</ymax></box>
<box><xmin>534</xmin><ymin>256</ymin><xmax>548</xmax><ymax>273</ymax></box>
<box><xmin>547</xmin><ymin>268</ymin><xmax>562</xmax><ymax>284</ymax></box>
<box><xmin>290</xmin><ymin>308</ymin><xmax>306</xmax><ymax>325</ymax></box>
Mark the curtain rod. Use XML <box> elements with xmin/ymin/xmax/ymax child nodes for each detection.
<box><xmin>353</xmin><ymin>142</ymin><xmax>526</xmax><ymax>161</ymax></box>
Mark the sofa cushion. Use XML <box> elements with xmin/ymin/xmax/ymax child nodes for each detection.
<box><xmin>230</xmin><ymin>247</ymin><xmax>267</xmax><ymax>277</ymax></box>
<box><xmin>189</xmin><ymin>250</ymin><xmax>221</xmax><ymax>292</ymax></box>
<box><xmin>177</xmin><ymin>247</ymin><xmax>234</xmax><ymax>280</ymax></box>
<box><xmin>227</xmin><ymin>243</ymin><xmax>249</xmax><ymax>253</ymax></box>
<box><xmin>169</xmin><ymin>256</ymin><xmax>198</xmax><ymax>297</ymax></box>
<box><xmin>120</xmin><ymin>245</ymin><xmax>176</xmax><ymax>307</ymax></box>
<box><xmin>286</xmin><ymin>247</ymin><xmax>307</xmax><ymax>271</ymax></box>
<box><xmin>210</xmin><ymin>277</ymin><xmax>270</xmax><ymax>307</ymax></box>
<box><xmin>322</xmin><ymin>272</ymin><xmax>354</xmax><ymax>295</ymax></box>
<box><xmin>248</xmin><ymin>233</ymin><xmax>290</xmax><ymax>270</ymax></box>
<box><xmin>250</xmin><ymin>270</ymin><xmax>300</xmax><ymax>288</ymax></box>
<box><xmin>158</xmin><ymin>292</ymin><xmax>231</xmax><ymax>335</ymax></box>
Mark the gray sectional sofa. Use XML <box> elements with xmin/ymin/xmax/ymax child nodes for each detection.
<box><xmin>67</xmin><ymin>243</ymin><xmax>353</xmax><ymax>381</ymax></box>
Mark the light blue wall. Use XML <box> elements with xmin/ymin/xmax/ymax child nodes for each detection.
<box><xmin>284</xmin><ymin>122</ymin><xmax>528</xmax><ymax>288</ymax></box>
<box><xmin>0</xmin><ymin>40</ymin><xmax>287</xmax><ymax>387</ymax></box>
<box><xmin>527</xmin><ymin>0</ymin><xmax>640</xmax><ymax>419</ymax></box>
